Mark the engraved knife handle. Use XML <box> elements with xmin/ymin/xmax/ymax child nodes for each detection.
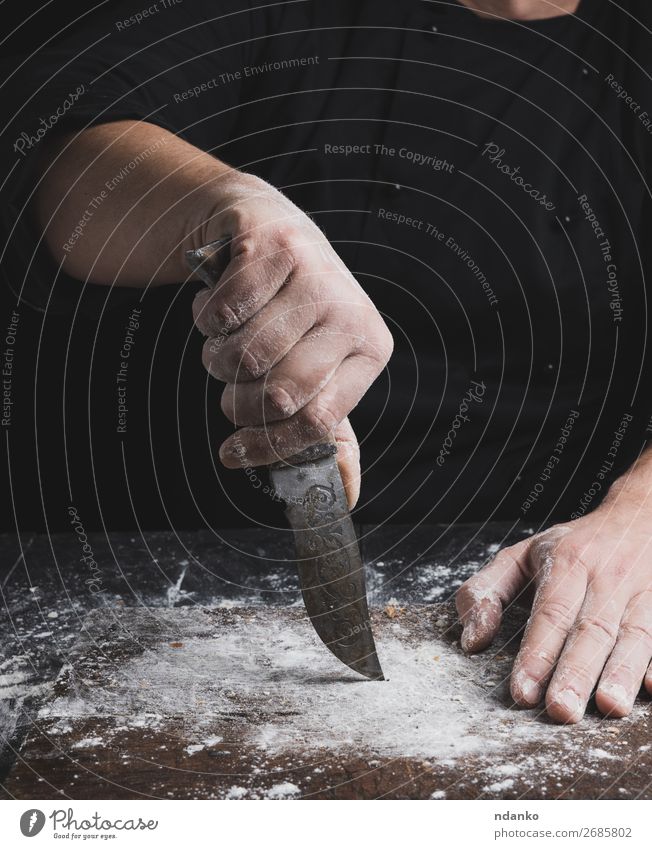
<box><xmin>269</xmin><ymin>441</ymin><xmax>337</xmax><ymax>470</ymax></box>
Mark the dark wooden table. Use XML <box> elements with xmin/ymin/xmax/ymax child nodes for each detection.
<box><xmin>1</xmin><ymin>523</ymin><xmax>650</xmax><ymax>800</ymax></box>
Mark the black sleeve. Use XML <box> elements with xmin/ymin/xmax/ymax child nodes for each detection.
<box><xmin>0</xmin><ymin>0</ymin><xmax>263</xmax><ymax>315</ymax></box>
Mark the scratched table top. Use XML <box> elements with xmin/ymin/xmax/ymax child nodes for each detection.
<box><xmin>1</xmin><ymin>524</ymin><xmax>650</xmax><ymax>800</ymax></box>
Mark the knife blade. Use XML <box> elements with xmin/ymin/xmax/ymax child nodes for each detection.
<box><xmin>186</xmin><ymin>238</ymin><xmax>384</xmax><ymax>681</ymax></box>
<box><xmin>269</xmin><ymin>444</ymin><xmax>384</xmax><ymax>680</ymax></box>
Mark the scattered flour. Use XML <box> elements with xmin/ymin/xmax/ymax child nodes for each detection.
<box><xmin>185</xmin><ymin>735</ymin><xmax>224</xmax><ymax>755</ymax></box>
<box><xmin>485</xmin><ymin>763</ymin><xmax>521</xmax><ymax>778</ymax></box>
<box><xmin>0</xmin><ymin>669</ymin><xmax>51</xmax><ymax>700</ymax></box>
<box><xmin>72</xmin><ymin>736</ymin><xmax>104</xmax><ymax>749</ymax></box>
<box><xmin>587</xmin><ymin>748</ymin><xmax>618</xmax><ymax>761</ymax></box>
<box><xmin>166</xmin><ymin>567</ymin><xmax>193</xmax><ymax>607</ymax></box>
<box><xmin>484</xmin><ymin>779</ymin><xmax>515</xmax><ymax>793</ymax></box>
<box><xmin>34</xmin><ymin>607</ymin><xmax>651</xmax><ymax>797</ymax></box>
<box><xmin>225</xmin><ymin>786</ymin><xmax>248</xmax><ymax>799</ymax></box>
<box><xmin>266</xmin><ymin>782</ymin><xmax>300</xmax><ymax>799</ymax></box>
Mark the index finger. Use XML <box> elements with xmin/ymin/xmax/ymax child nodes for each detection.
<box><xmin>510</xmin><ymin>547</ymin><xmax>587</xmax><ymax>707</ymax></box>
<box><xmin>192</xmin><ymin>239</ymin><xmax>295</xmax><ymax>337</ymax></box>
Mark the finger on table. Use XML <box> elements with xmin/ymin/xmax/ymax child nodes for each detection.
<box><xmin>546</xmin><ymin>584</ymin><xmax>626</xmax><ymax>723</ymax></box>
<box><xmin>456</xmin><ymin>540</ymin><xmax>530</xmax><ymax>654</ymax></box>
<box><xmin>595</xmin><ymin>589</ymin><xmax>652</xmax><ymax>718</ymax></box>
<box><xmin>510</xmin><ymin>538</ymin><xmax>587</xmax><ymax>708</ymax></box>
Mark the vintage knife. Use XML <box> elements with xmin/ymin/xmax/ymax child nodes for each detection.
<box><xmin>186</xmin><ymin>237</ymin><xmax>384</xmax><ymax>681</ymax></box>
<box><xmin>269</xmin><ymin>444</ymin><xmax>384</xmax><ymax>680</ymax></box>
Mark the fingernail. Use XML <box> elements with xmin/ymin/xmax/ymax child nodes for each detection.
<box><xmin>599</xmin><ymin>681</ymin><xmax>632</xmax><ymax>713</ymax></box>
<box><xmin>220</xmin><ymin>440</ymin><xmax>245</xmax><ymax>465</ymax></box>
<box><xmin>553</xmin><ymin>688</ymin><xmax>584</xmax><ymax>721</ymax></box>
<box><xmin>517</xmin><ymin>676</ymin><xmax>541</xmax><ymax>704</ymax></box>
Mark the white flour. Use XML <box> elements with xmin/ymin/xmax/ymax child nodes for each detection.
<box><xmin>36</xmin><ymin>607</ymin><xmax>650</xmax><ymax>798</ymax></box>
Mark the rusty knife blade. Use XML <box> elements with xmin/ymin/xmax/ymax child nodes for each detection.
<box><xmin>270</xmin><ymin>443</ymin><xmax>384</xmax><ymax>680</ymax></box>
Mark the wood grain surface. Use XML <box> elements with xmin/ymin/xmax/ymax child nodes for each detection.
<box><xmin>4</xmin><ymin>604</ymin><xmax>651</xmax><ymax>800</ymax></box>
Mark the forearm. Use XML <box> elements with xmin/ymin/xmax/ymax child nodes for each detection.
<box><xmin>603</xmin><ymin>442</ymin><xmax>652</xmax><ymax>510</ymax></box>
<box><xmin>34</xmin><ymin>120</ymin><xmax>237</xmax><ymax>286</ymax></box>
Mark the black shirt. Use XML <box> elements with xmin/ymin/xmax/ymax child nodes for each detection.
<box><xmin>2</xmin><ymin>0</ymin><xmax>652</xmax><ymax>531</ymax></box>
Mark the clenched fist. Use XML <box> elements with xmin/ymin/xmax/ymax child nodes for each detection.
<box><xmin>191</xmin><ymin>171</ymin><xmax>393</xmax><ymax>506</ymax></box>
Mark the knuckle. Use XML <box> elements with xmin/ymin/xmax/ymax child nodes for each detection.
<box><xmin>363</xmin><ymin>325</ymin><xmax>394</xmax><ymax>366</ymax></box>
<box><xmin>376</xmin><ymin>322</ymin><xmax>394</xmax><ymax>362</ymax></box>
<box><xmin>551</xmin><ymin>664</ymin><xmax>591</xmax><ymax>694</ymax></box>
<box><xmin>222</xmin><ymin>340</ymin><xmax>265</xmax><ymax>381</ymax></box>
<box><xmin>192</xmin><ymin>289</ymin><xmax>211</xmax><ymax>330</ymax></box>
<box><xmin>575</xmin><ymin>615</ymin><xmax>618</xmax><ymax>643</ymax></box>
<box><xmin>619</xmin><ymin>621</ymin><xmax>652</xmax><ymax>646</ymax></box>
<box><xmin>264</xmin><ymin>381</ymin><xmax>299</xmax><ymax>419</ymax></box>
<box><xmin>235</xmin><ymin>349</ymin><xmax>263</xmax><ymax>380</ymax></box>
<box><xmin>213</xmin><ymin>301</ymin><xmax>243</xmax><ymax>334</ymax></box>
<box><xmin>554</xmin><ymin>539</ymin><xmax>587</xmax><ymax>568</ymax></box>
<box><xmin>233</xmin><ymin>235</ymin><xmax>257</xmax><ymax>260</ymax></box>
<box><xmin>203</xmin><ymin>335</ymin><xmax>263</xmax><ymax>382</ymax></box>
<box><xmin>268</xmin><ymin>227</ymin><xmax>306</xmax><ymax>273</ymax></box>
<box><xmin>301</xmin><ymin>403</ymin><xmax>338</xmax><ymax>438</ymax></box>
<box><xmin>492</xmin><ymin>546</ymin><xmax>519</xmax><ymax>569</ymax></box>
<box><xmin>603</xmin><ymin>662</ymin><xmax>637</xmax><ymax>683</ymax></box>
<box><xmin>219</xmin><ymin>386</ymin><xmax>237</xmax><ymax>423</ymax></box>
<box><xmin>530</xmin><ymin>645</ymin><xmax>558</xmax><ymax>666</ymax></box>
<box><xmin>537</xmin><ymin>599</ymin><xmax>577</xmax><ymax>631</ymax></box>
<box><xmin>236</xmin><ymin>229</ymin><xmax>299</xmax><ymax>289</ymax></box>
<box><xmin>276</xmin><ymin>223</ymin><xmax>306</xmax><ymax>254</ymax></box>
<box><xmin>193</xmin><ymin>286</ymin><xmax>244</xmax><ymax>336</ymax></box>
<box><xmin>201</xmin><ymin>337</ymin><xmax>226</xmax><ymax>376</ymax></box>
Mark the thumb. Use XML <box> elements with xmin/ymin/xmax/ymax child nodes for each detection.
<box><xmin>334</xmin><ymin>418</ymin><xmax>360</xmax><ymax>509</ymax></box>
<box><xmin>455</xmin><ymin>539</ymin><xmax>530</xmax><ymax>653</ymax></box>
